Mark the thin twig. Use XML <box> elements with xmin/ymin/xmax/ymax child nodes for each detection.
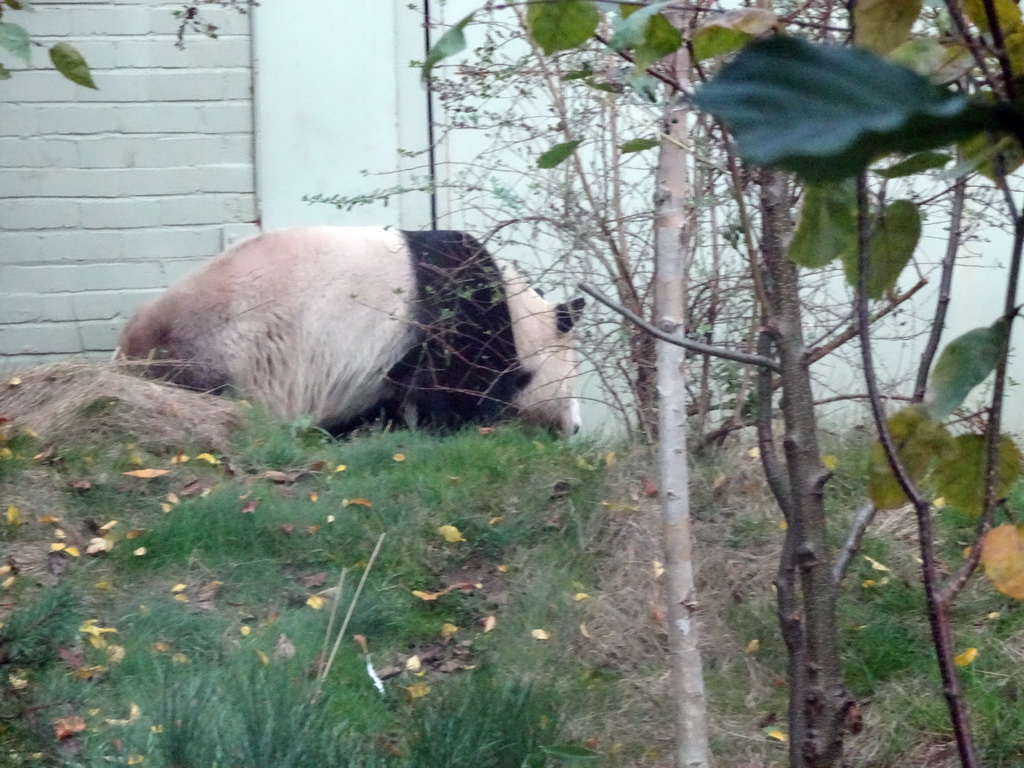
<box><xmin>578</xmin><ymin>282</ymin><xmax>781</xmax><ymax>372</ymax></box>
<box><xmin>832</xmin><ymin>502</ymin><xmax>876</xmax><ymax>585</ymax></box>
<box><xmin>318</xmin><ymin>568</ymin><xmax>348</xmax><ymax>671</ymax></box>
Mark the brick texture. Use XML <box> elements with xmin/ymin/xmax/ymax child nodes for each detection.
<box><xmin>0</xmin><ymin>2</ymin><xmax>258</xmax><ymax>363</ymax></box>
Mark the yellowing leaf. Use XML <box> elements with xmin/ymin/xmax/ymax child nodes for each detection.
<box><xmin>126</xmin><ymin>529</ymin><xmax>145</xmax><ymax>539</ymax></box>
<box><xmin>309</xmin><ymin>492</ymin><xmax>318</xmax><ymax>502</ymax></box>
<box><xmin>95</xmin><ymin>581</ymin><xmax>113</xmax><ymax>590</ymax></box>
<box><xmin>854</xmin><ymin>0</ymin><xmax>922</xmax><ymax>55</ymax></box>
<box><xmin>194</xmin><ymin>453</ymin><xmax>220</xmax><ymax>465</ymax></box>
<box><xmin>106</xmin><ymin>645</ymin><xmax>126</xmax><ymax>664</ymax></box>
<box><xmin>151</xmin><ymin>725</ymin><xmax>163</xmax><ymax>733</ymax></box>
<box><xmin>98</xmin><ymin>520</ymin><xmax>118</xmax><ymax>532</ymax></box>
<box><xmin>306</xmin><ymin>595</ymin><xmax>325</xmax><ymax>610</ymax></box>
<box><xmin>441</xmin><ymin>622</ymin><xmax>458</xmax><ymax>639</ymax></box>
<box><xmin>934</xmin><ymin>497</ymin><xmax>946</xmax><ymax>508</ymax></box>
<box><xmin>863</xmin><ymin>555</ymin><xmax>891</xmax><ymax>572</ymax></box>
<box><xmin>489</xmin><ymin>516</ymin><xmax>504</xmax><ymax>526</ymax></box>
<box><xmin>6</xmin><ymin>506</ymin><xmax>20</xmax><ymax>526</ymax></box>
<box><xmin>438</xmin><ymin>525</ymin><xmax>466</xmax><ymax>543</ymax></box>
<box><xmin>406</xmin><ymin>655</ymin><xmax>422</xmax><ymax>671</ymax></box>
<box><xmin>531</xmin><ymin>628</ymin><xmax>551</xmax><ymax>640</ymax></box>
<box><xmin>171</xmin><ymin>653</ymin><xmax>188</xmax><ymax>665</ymax></box>
<box><xmin>497</xmin><ymin>565</ymin><xmax>509</xmax><ymax>573</ymax></box>
<box><xmin>955</xmin><ymin>647</ymin><xmax>978</xmax><ymax>666</ymax></box>
<box><xmin>573</xmin><ymin>592</ymin><xmax>591</xmax><ymax>601</ymax></box>
<box><xmin>988</xmin><ymin>611</ymin><xmax>1001</xmax><ymax>620</ymax></box>
<box><xmin>334</xmin><ymin>464</ymin><xmax>347</xmax><ymax>473</ymax></box>
<box><xmin>240</xmin><ymin>625</ymin><xmax>252</xmax><ymax>636</ymax></box>
<box><xmin>50</xmin><ymin>542</ymin><xmax>67</xmax><ymax>552</ymax></box>
<box><xmin>160</xmin><ymin>503</ymin><xmax>172</xmax><ymax>513</ymax></box>
<box><xmin>342</xmin><ymin>498</ymin><xmax>372</xmax><ymax>507</ymax></box>
<box><xmin>481</xmin><ymin>615</ymin><xmax>496</xmax><ymax>632</ymax></box>
<box><xmin>326</xmin><ymin>514</ymin><xmax>335</xmax><ymax>523</ymax></box>
<box><xmin>981</xmin><ymin>524</ymin><xmax>1024</xmax><ymax>598</ymax></box>
<box><xmin>653</xmin><ymin>560</ymin><xmax>665</xmax><ymax>577</ymax></box>
<box><xmin>579</xmin><ymin>622</ymin><xmax>591</xmax><ymax>638</ymax></box>
<box><xmin>746</xmin><ymin>638</ymin><xmax>761</xmax><ymax>654</ymax></box>
<box><xmin>748</xmin><ymin>446</ymin><xmax>760</xmax><ymax>458</ymax></box>
<box><xmin>257</xmin><ymin>650</ymin><xmax>270</xmax><ymax>666</ymax></box>
<box><xmin>123</xmin><ymin>469</ymin><xmax>170</xmax><ymax>479</ymax></box>
<box><xmin>2</xmin><ymin>576</ymin><xmax>15</xmax><ymax>590</ymax></box>
<box><xmin>822</xmin><ymin>454</ymin><xmax>839</xmax><ymax>470</ymax></box>
<box><xmin>412</xmin><ymin>590</ymin><xmax>442</xmax><ymax>601</ymax></box>
<box><xmin>171</xmin><ymin>583</ymin><xmax>187</xmax><ymax>593</ymax></box>
<box><xmin>171</xmin><ymin>451</ymin><xmax>189</xmax><ymax>465</ymax></box>
<box><xmin>766</xmin><ymin>728</ymin><xmax>788</xmax><ymax>743</ymax></box>
<box><xmin>575</xmin><ymin>456</ymin><xmax>596</xmax><ymax>470</ymax></box>
<box><xmin>8</xmin><ymin>376</ymin><xmax>22</xmax><ymax>386</ymax></box>
<box><xmin>64</xmin><ymin>546</ymin><xmax>80</xmax><ymax>557</ymax></box>
<box><xmin>173</xmin><ymin>594</ymin><xmax>188</xmax><ymax>603</ymax></box>
<box><xmin>406</xmin><ymin>682</ymin><xmax>431</xmax><ymax>700</ymax></box>
<box><xmin>127</xmin><ymin>755</ymin><xmax>145</xmax><ymax>765</ymax></box>
<box><xmin>0</xmin><ymin>447</ymin><xmax>12</xmax><ymax>460</ymax></box>
<box><xmin>393</xmin><ymin>453</ymin><xmax>406</xmax><ymax>462</ymax></box>
<box><xmin>133</xmin><ymin>547</ymin><xmax>147</xmax><ymax>556</ymax></box>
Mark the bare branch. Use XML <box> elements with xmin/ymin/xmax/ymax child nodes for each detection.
<box><xmin>578</xmin><ymin>282</ymin><xmax>782</xmax><ymax>372</ymax></box>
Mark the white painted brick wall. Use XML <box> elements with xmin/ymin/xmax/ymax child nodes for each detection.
<box><xmin>0</xmin><ymin>2</ymin><xmax>259</xmax><ymax>364</ymax></box>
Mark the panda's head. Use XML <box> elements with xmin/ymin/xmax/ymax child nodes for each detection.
<box><xmin>502</xmin><ymin>271</ymin><xmax>585</xmax><ymax>436</ymax></box>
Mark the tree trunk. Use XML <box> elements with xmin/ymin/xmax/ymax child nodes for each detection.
<box><xmin>653</xmin><ymin>25</ymin><xmax>711</xmax><ymax>768</ymax></box>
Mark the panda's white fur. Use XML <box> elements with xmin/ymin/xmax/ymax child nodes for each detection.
<box><xmin>119</xmin><ymin>226</ymin><xmax>583</xmax><ymax>435</ymax></box>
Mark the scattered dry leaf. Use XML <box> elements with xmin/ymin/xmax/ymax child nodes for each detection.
<box><xmin>53</xmin><ymin>716</ymin><xmax>86</xmax><ymax>740</ymax></box>
<box><xmin>123</xmin><ymin>469</ymin><xmax>170</xmax><ymax>479</ymax></box>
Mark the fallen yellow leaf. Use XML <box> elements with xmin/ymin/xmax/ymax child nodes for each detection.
<box><xmin>39</xmin><ymin>514</ymin><xmax>61</xmax><ymax>524</ymax></box>
<box><xmin>194</xmin><ymin>453</ymin><xmax>220</xmax><ymax>465</ymax></box>
<box><xmin>822</xmin><ymin>454</ymin><xmax>838</xmax><ymax>470</ymax></box>
<box><xmin>955</xmin><ymin>647</ymin><xmax>978</xmax><ymax>667</ymax></box>
<box><xmin>342</xmin><ymin>498</ymin><xmax>372</xmax><ymax>507</ymax></box>
<box><xmin>50</xmin><ymin>542</ymin><xmax>67</xmax><ymax>552</ymax></box>
<box><xmin>106</xmin><ymin>645</ymin><xmax>126</xmax><ymax>664</ymax></box>
<box><xmin>306</xmin><ymin>595</ymin><xmax>325</xmax><ymax>610</ymax></box>
<box><xmin>863</xmin><ymin>555</ymin><xmax>890</xmax><ymax>572</ymax></box>
<box><xmin>171</xmin><ymin>653</ymin><xmax>188</xmax><ymax>665</ymax></box>
<box><xmin>579</xmin><ymin>622</ymin><xmax>591</xmax><ymax>638</ymax></box>
<box><xmin>438</xmin><ymin>525</ymin><xmax>466</xmax><ymax>543</ymax></box>
<box><xmin>441</xmin><ymin>622</ymin><xmax>458</xmax><ymax>639</ymax></box>
<box><xmin>123</xmin><ymin>469</ymin><xmax>170</xmax><ymax>479</ymax></box>
<box><xmin>309</xmin><ymin>493</ymin><xmax>318</xmax><ymax>502</ymax></box>
<box><xmin>653</xmin><ymin>560</ymin><xmax>665</xmax><ymax>577</ymax></box>
<box><xmin>133</xmin><ymin>547</ymin><xmax>147</xmax><ymax>556</ymax></box>
<box><xmin>0</xmin><ymin>447</ymin><xmax>12</xmax><ymax>460</ymax></box>
<box><xmin>257</xmin><ymin>649</ymin><xmax>270</xmax><ymax>666</ymax></box>
<box><xmin>240</xmin><ymin>625</ymin><xmax>252</xmax><ymax>636</ymax></box>
<box><xmin>497</xmin><ymin>564</ymin><xmax>508</xmax><ymax>573</ymax></box>
<box><xmin>170</xmin><ymin>584</ymin><xmax>187</xmax><ymax>593</ymax></box>
<box><xmin>573</xmin><ymin>592</ymin><xmax>590</xmax><ymax>601</ymax></box>
<box><xmin>746</xmin><ymin>639</ymin><xmax>761</xmax><ymax>655</ymax></box>
<box><xmin>406</xmin><ymin>655</ymin><xmax>422</xmax><ymax>672</ymax></box>
<box><xmin>412</xmin><ymin>590</ymin><xmax>441</xmax><ymax>601</ymax></box>
<box><xmin>334</xmin><ymin>464</ymin><xmax>347</xmax><ymax>473</ymax></box>
<box><xmin>406</xmin><ymin>682</ymin><xmax>431</xmax><ymax>700</ymax></box>
<box><xmin>481</xmin><ymin>615</ymin><xmax>496</xmax><ymax>632</ymax></box>
<box><xmin>393</xmin><ymin>453</ymin><xmax>406</xmax><ymax>462</ymax></box>
<box><xmin>934</xmin><ymin>497</ymin><xmax>946</xmax><ymax>508</ymax></box>
<box><xmin>171</xmin><ymin>452</ymin><xmax>189</xmax><ymax>465</ymax></box>
<box><xmin>766</xmin><ymin>728</ymin><xmax>788</xmax><ymax>742</ymax></box>
<box><xmin>748</xmin><ymin>446</ymin><xmax>761</xmax><ymax>458</ymax></box>
<box><xmin>6</xmin><ymin>506</ymin><xmax>20</xmax><ymax>526</ymax></box>
<box><xmin>8</xmin><ymin>376</ymin><xmax>21</xmax><ymax>386</ymax></box>
<box><xmin>531</xmin><ymin>629</ymin><xmax>551</xmax><ymax>640</ymax></box>
<box><xmin>2</xmin><ymin>576</ymin><xmax>15</xmax><ymax>590</ymax></box>
<box><xmin>95</xmin><ymin>581</ymin><xmax>113</xmax><ymax>590</ymax></box>
<box><xmin>98</xmin><ymin>520</ymin><xmax>118</xmax><ymax>533</ymax></box>
<box><xmin>127</xmin><ymin>755</ymin><xmax>144</xmax><ymax>765</ymax></box>
<box><xmin>173</xmin><ymin>594</ymin><xmax>188</xmax><ymax>603</ymax></box>
<box><xmin>64</xmin><ymin>546</ymin><xmax>81</xmax><ymax>557</ymax></box>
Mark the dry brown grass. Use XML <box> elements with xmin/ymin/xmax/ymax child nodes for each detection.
<box><xmin>0</xmin><ymin>362</ymin><xmax>242</xmax><ymax>451</ymax></box>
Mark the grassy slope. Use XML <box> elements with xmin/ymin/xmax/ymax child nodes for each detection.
<box><xmin>2</xmin><ymin>400</ymin><xmax>1024</xmax><ymax>767</ymax></box>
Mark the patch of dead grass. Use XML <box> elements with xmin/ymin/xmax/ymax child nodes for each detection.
<box><xmin>0</xmin><ymin>362</ymin><xmax>241</xmax><ymax>451</ymax></box>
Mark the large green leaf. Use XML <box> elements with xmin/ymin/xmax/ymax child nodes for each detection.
<box><xmin>934</xmin><ymin>434</ymin><xmax>1022</xmax><ymax>517</ymax></box>
<box><xmin>786</xmin><ymin>181</ymin><xmax>857</xmax><ymax>268</ymax></box>
<box><xmin>527</xmin><ymin>1</ymin><xmax>599</xmax><ymax>56</ymax></box>
<box><xmin>422</xmin><ymin>12</ymin><xmax>475</xmax><ymax>81</ymax></box>
<box><xmin>690</xmin><ymin>36</ymin><xmax>999</xmax><ymax>182</ymax></box>
<box><xmin>0</xmin><ymin>21</ymin><xmax>30</xmax><ymax>63</ymax></box>
<box><xmin>538</xmin><ymin>139</ymin><xmax>583</xmax><ymax>168</ymax></box>
<box><xmin>841</xmin><ymin>199</ymin><xmax>920</xmax><ymax>298</ymax></box>
<box><xmin>610</xmin><ymin>1</ymin><xmax>680</xmax><ymax>71</ymax></box>
<box><xmin>853</xmin><ymin>0</ymin><xmax>922</xmax><ymax>56</ymax></box>
<box><xmin>926</xmin><ymin>319</ymin><xmax>1010</xmax><ymax>418</ymax></box>
<box><xmin>867</xmin><ymin>405</ymin><xmax>953</xmax><ymax>510</ymax></box>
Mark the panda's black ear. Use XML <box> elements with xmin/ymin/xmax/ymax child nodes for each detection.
<box><xmin>555</xmin><ymin>297</ymin><xmax>585</xmax><ymax>334</ymax></box>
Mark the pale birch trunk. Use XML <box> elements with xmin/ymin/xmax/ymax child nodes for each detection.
<box><xmin>653</xmin><ymin>25</ymin><xmax>710</xmax><ymax>768</ymax></box>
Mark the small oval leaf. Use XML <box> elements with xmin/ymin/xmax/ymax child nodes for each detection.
<box><xmin>422</xmin><ymin>12</ymin><xmax>475</xmax><ymax>81</ymax></box>
<box><xmin>934</xmin><ymin>434</ymin><xmax>1022</xmax><ymax>517</ymax></box>
<box><xmin>49</xmin><ymin>42</ymin><xmax>97</xmax><ymax>89</ymax></box>
<box><xmin>619</xmin><ymin>137</ymin><xmax>659</xmax><ymax>153</ymax></box>
<box><xmin>927</xmin><ymin>319</ymin><xmax>1010</xmax><ymax>418</ymax></box>
<box><xmin>786</xmin><ymin>181</ymin><xmax>857</xmax><ymax>268</ymax></box>
<box><xmin>982</xmin><ymin>523</ymin><xmax>1024</xmax><ymax>599</ymax></box>
<box><xmin>841</xmin><ymin>199</ymin><xmax>921</xmax><ymax>298</ymax></box>
<box><xmin>0</xmin><ymin>21</ymin><xmax>30</xmax><ymax>63</ymax></box>
<box><xmin>527</xmin><ymin>0</ymin><xmax>599</xmax><ymax>56</ymax></box>
<box><xmin>853</xmin><ymin>0</ymin><xmax>922</xmax><ymax>56</ymax></box>
<box><xmin>538</xmin><ymin>139</ymin><xmax>583</xmax><ymax>169</ymax></box>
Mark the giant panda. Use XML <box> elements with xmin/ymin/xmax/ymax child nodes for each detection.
<box><xmin>118</xmin><ymin>226</ymin><xmax>585</xmax><ymax>435</ymax></box>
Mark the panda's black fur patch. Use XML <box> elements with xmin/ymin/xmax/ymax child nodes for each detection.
<box><xmin>386</xmin><ymin>230</ymin><xmax>532</xmax><ymax>430</ymax></box>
